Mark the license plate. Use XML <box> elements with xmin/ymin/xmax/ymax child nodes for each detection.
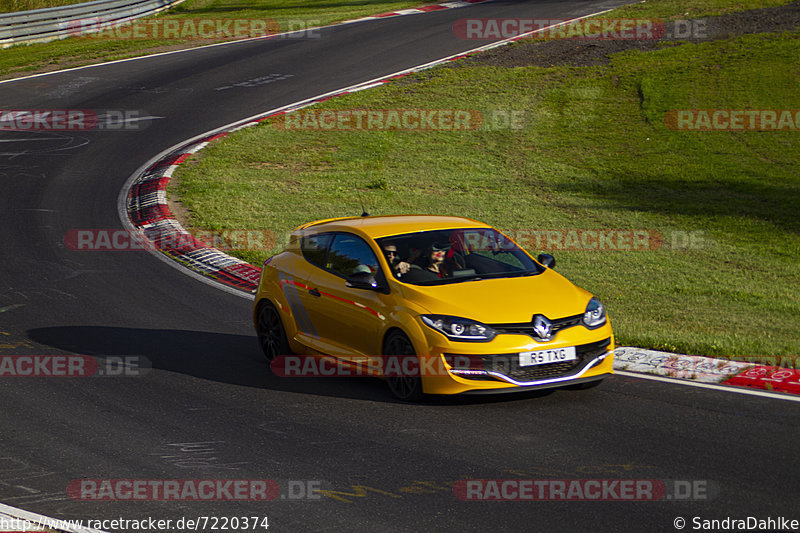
<box><xmin>519</xmin><ymin>346</ymin><xmax>577</xmax><ymax>367</ymax></box>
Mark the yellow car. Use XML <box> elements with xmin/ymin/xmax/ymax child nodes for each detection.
<box><xmin>253</xmin><ymin>215</ymin><xmax>614</xmax><ymax>400</ymax></box>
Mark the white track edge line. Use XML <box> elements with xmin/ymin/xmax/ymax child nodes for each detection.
<box><xmin>615</xmin><ymin>370</ymin><xmax>800</xmax><ymax>403</ymax></box>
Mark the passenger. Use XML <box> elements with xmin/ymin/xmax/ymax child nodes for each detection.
<box><xmin>382</xmin><ymin>242</ymin><xmax>410</xmax><ymax>277</ymax></box>
<box><xmin>416</xmin><ymin>242</ymin><xmax>450</xmax><ymax>278</ymax></box>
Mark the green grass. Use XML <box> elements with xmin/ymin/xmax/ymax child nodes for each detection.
<box><xmin>170</xmin><ymin>24</ymin><xmax>800</xmax><ymax>358</ymax></box>
<box><xmin>0</xmin><ymin>0</ymin><xmax>430</xmax><ymax>78</ymax></box>
<box><xmin>0</xmin><ymin>0</ymin><xmax>85</xmax><ymax>10</ymax></box>
<box><xmin>587</xmin><ymin>0</ymin><xmax>796</xmax><ymax>19</ymax></box>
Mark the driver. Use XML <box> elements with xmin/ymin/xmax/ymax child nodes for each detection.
<box><xmin>382</xmin><ymin>242</ymin><xmax>411</xmax><ymax>277</ymax></box>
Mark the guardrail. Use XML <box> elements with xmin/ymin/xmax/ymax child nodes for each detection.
<box><xmin>0</xmin><ymin>0</ymin><xmax>185</xmax><ymax>47</ymax></box>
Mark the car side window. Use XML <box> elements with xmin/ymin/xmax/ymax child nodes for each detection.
<box><xmin>326</xmin><ymin>233</ymin><xmax>380</xmax><ymax>278</ymax></box>
<box><xmin>301</xmin><ymin>233</ymin><xmax>332</xmax><ymax>268</ymax></box>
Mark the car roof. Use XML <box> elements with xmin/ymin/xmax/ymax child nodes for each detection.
<box><xmin>294</xmin><ymin>214</ymin><xmax>491</xmax><ymax>239</ymax></box>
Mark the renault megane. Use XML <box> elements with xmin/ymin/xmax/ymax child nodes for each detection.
<box><xmin>253</xmin><ymin>215</ymin><xmax>614</xmax><ymax>400</ymax></box>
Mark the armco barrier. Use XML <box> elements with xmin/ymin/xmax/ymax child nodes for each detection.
<box><xmin>0</xmin><ymin>0</ymin><xmax>184</xmax><ymax>47</ymax></box>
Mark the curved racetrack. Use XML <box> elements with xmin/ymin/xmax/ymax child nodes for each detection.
<box><xmin>1</xmin><ymin>1</ymin><xmax>798</xmax><ymax>531</ymax></box>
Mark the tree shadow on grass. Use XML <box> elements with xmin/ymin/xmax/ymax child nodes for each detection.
<box><xmin>553</xmin><ymin>169</ymin><xmax>800</xmax><ymax>235</ymax></box>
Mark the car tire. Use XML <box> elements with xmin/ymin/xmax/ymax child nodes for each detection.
<box><xmin>256</xmin><ymin>301</ymin><xmax>291</xmax><ymax>363</ymax></box>
<box><xmin>384</xmin><ymin>330</ymin><xmax>424</xmax><ymax>402</ymax></box>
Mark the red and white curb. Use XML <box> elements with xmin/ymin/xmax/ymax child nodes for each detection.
<box><xmin>126</xmin><ymin>132</ymin><xmax>262</xmax><ymax>292</ymax></box>
<box><xmin>0</xmin><ymin>503</ymin><xmax>106</xmax><ymax>533</ymax></box>
<box><xmin>614</xmin><ymin>347</ymin><xmax>752</xmax><ymax>383</ymax></box>
<box><xmin>615</xmin><ymin>347</ymin><xmax>800</xmax><ymax>399</ymax></box>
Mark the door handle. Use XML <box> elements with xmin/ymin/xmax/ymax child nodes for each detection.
<box><xmin>308</xmin><ymin>288</ymin><xmax>321</xmax><ymax>297</ymax></box>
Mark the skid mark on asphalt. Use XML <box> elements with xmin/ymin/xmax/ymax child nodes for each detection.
<box><xmin>316</xmin><ymin>462</ymin><xmax>660</xmax><ymax>502</ymax></box>
<box><xmin>153</xmin><ymin>441</ymin><xmax>251</xmax><ymax>470</ymax></box>
<box><xmin>215</xmin><ymin>73</ymin><xmax>294</xmax><ymax>91</ymax></box>
<box><xmin>0</xmin><ymin>132</ymin><xmax>91</xmax><ymax>157</ymax></box>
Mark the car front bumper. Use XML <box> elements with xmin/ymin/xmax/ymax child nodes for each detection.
<box><xmin>415</xmin><ymin>322</ymin><xmax>615</xmax><ymax>395</ymax></box>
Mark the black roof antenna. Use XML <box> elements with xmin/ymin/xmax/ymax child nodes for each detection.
<box><xmin>357</xmin><ymin>188</ymin><xmax>370</xmax><ymax>217</ymax></box>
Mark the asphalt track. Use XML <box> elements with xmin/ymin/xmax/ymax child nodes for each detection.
<box><xmin>1</xmin><ymin>0</ymin><xmax>799</xmax><ymax>531</ymax></box>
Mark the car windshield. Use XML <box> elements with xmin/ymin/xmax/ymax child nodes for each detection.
<box><xmin>376</xmin><ymin>228</ymin><xmax>543</xmax><ymax>286</ymax></box>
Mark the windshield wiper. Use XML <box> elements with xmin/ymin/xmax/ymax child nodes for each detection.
<box><xmin>478</xmin><ymin>271</ymin><xmax>536</xmax><ymax>279</ymax></box>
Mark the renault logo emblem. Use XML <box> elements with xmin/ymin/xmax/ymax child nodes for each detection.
<box><xmin>533</xmin><ymin>315</ymin><xmax>552</xmax><ymax>340</ymax></box>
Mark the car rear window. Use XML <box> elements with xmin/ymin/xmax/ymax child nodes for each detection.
<box><xmin>301</xmin><ymin>233</ymin><xmax>332</xmax><ymax>268</ymax></box>
<box><xmin>326</xmin><ymin>234</ymin><xmax>380</xmax><ymax>278</ymax></box>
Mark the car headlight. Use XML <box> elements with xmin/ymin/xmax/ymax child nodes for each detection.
<box><xmin>583</xmin><ymin>297</ymin><xmax>607</xmax><ymax>328</ymax></box>
<box><xmin>421</xmin><ymin>315</ymin><xmax>497</xmax><ymax>342</ymax></box>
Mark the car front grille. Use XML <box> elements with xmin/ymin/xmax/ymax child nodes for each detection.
<box><xmin>490</xmin><ymin>314</ymin><xmax>584</xmax><ymax>341</ymax></box>
<box><xmin>445</xmin><ymin>338</ymin><xmax>611</xmax><ymax>383</ymax></box>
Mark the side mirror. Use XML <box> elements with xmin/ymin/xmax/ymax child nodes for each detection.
<box><xmin>345</xmin><ymin>271</ymin><xmax>379</xmax><ymax>290</ymax></box>
<box><xmin>537</xmin><ymin>253</ymin><xmax>556</xmax><ymax>269</ymax></box>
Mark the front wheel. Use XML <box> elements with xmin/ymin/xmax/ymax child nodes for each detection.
<box><xmin>383</xmin><ymin>330</ymin><xmax>424</xmax><ymax>402</ymax></box>
<box><xmin>256</xmin><ymin>301</ymin><xmax>290</xmax><ymax>363</ymax></box>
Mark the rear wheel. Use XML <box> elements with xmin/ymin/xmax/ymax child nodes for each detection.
<box><xmin>384</xmin><ymin>330</ymin><xmax>424</xmax><ymax>402</ymax></box>
<box><xmin>256</xmin><ymin>301</ymin><xmax>290</xmax><ymax>362</ymax></box>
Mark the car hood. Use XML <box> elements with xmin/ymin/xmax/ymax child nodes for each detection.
<box><xmin>396</xmin><ymin>268</ymin><xmax>592</xmax><ymax>323</ymax></box>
